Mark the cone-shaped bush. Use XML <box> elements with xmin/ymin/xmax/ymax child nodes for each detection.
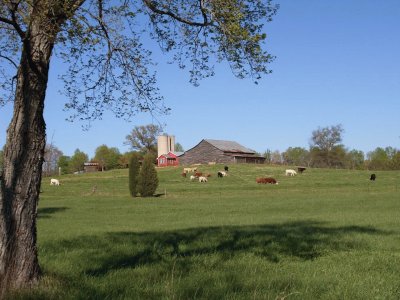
<box><xmin>129</xmin><ymin>153</ymin><xmax>140</xmax><ymax>197</ymax></box>
<box><xmin>138</xmin><ymin>153</ymin><xmax>158</xmax><ymax>197</ymax></box>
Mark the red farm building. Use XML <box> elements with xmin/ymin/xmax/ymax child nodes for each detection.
<box><xmin>157</xmin><ymin>151</ymin><xmax>183</xmax><ymax>167</ymax></box>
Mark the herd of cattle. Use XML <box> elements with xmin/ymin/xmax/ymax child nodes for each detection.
<box><xmin>49</xmin><ymin>166</ymin><xmax>378</xmax><ymax>186</ymax></box>
<box><xmin>180</xmin><ymin>166</ymin><xmax>378</xmax><ymax>186</ymax></box>
<box><xmin>181</xmin><ymin>166</ymin><xmax>305</xmax><ymax>185</ymax></box>
<box><xmin>181</xmin><ymin>166</ymin><xmax>229</xmax><ymax>183</ymax></box>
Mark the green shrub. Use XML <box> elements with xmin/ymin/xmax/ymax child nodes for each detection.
<box><xmin>138</xmin><ymin>153</ymin><xmax>158</xmax><ymax>197</ymax></box>
<box><xmin>128</xmin><ymin>153</ymin><xmax>140</xmax><ymax>197</ymax></box>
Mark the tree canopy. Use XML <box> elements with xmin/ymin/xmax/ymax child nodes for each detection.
<box><xmin>43</xmin><ymin>144</ymin><xmax>63</xmax><ymax>176</ymax></box>
<box><xmin>282</xmin><ymin>147</ymin><xmax>309</xmax><ymax>166</ymax></box>
<box><xmin>57</xmin><ymin>155</ymin><xmax>72</xmax><ymax>174</ymax></box>
<box><xmin>310</xmin><ymin>124</ymin><xmax>344</xmax><ymax>167</ymax></box>
<box><xmin>1</xmin><ymin>0</ymin><xmax>279</xmax><ymax>121</ymax></box>
<box><xmin>124</xmin><ymin>124</ymin><xmax>162</xmax><ymax>155</ymax></box>
<box><xmin>94</xmin><ymin>144</ymin><xmax>121</xmax><ymax>170</ymax></box>
<box><xmin>175</xmin><ymin>142</ymin><xmax>184</xmax><ymax>152</ymax></box>
<box><xmin>367</xmin><ymin>147</ymin><xmax>400</xmax><ymax>170</ymax></box>
<box><xmin>310</xmin><ymin>124</ymin><xmax>344</xmax><ymax>152</ymax></box>
<box><xmin>69</xmin><ymin>149</ymin><xmax>89</xmax><ymax>172</ymax></box>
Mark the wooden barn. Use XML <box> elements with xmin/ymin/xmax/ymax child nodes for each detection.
<box><xmin>157</xmin><ymin>151</ymin><xmax>183</xmax><ymax>167</ymax></box>
<box><xmin>84</xmin><ymin>162</ymin><xmax>101</xmax><ymax>172</ymax></box>
<box><xmin>179</xmin><ymin>139</ymin><xmax>265</xmax><ymax>165</ymax></box>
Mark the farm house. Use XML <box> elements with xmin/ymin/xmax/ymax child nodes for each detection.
<box><xmin>179</xmin><ymin>139</ymin><xmax>265</xmax><ymax>165</ymax></box>
<box><xmin>157</xmin><ymin>135</ymin><xmax>184</xmax><ymax>167</ymax></box>
<box><xmin>157</xmin><ymin>151</ymin><xmax>184</xmax><ymax>167</ymax></box>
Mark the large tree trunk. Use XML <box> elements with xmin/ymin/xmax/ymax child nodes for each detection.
<box><xmin>0</xmin><ymin>20</ymin><xmax>55</xmax><ymax>294</ymax></box>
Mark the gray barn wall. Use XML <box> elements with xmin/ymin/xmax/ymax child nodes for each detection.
<box><xmin>179</xmin><ymin>140</ymin><xmax>233</xmax><ymax>165</ymax></box>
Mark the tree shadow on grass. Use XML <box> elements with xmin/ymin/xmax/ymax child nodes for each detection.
<box><xmin>43</xmin><ymin>221</ymin><xmax>390</xmax><ymax>279</ymax></box>
<box><xmin>153</xmin><ymin>193</ymin><xmax>165</xmax><ymax>197</ymax></box>
<box><xmin>38</xmin><ymin>207</ymin><xmax>69</xmax><ymax>219</ymax></box>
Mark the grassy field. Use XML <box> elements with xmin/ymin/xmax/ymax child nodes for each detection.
<box><xmin>11</xmin><ymin>164</ymin><xmax>400</xmax><ymax>299</ymax></box>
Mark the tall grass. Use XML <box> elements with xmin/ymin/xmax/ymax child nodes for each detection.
<box><xmin>9</xmin><ymin>165</ymin><xmax>400</xmax><ymax>299</ymax></box>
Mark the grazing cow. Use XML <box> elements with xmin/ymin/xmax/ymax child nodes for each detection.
<box><xmin>370</xmin><ymin>174</ymin><xmax>376</xmax><ymax>181</ymax></box>
<box><xmin>204</xmin><ymin>173</ymin><xmax>212</xmax><ymax>177</ymax></box>
<box><xmin>184</xmin><ymin>167</ymin><xmax>198</xmax><ymax>173</ymax></box>
<box><xmin>297</xmin><ymin>167</ymin><xmax>306</xmax><ymax>174</ymax></box>
<box><xmin>190</xmin><ymin>175</ymin><xmax>197</xmax><ymax>181</ymax></box>
<box><xmin>50</xmin><ymin>178</ymin><xmax>60</xmax><ymax>186</ymax></box>
<box><xmin>285</xmin><ymin>169</ymin><xmax>297</xmax><ymax>176</ymax></box>
<box><xmin>256</xmin><ymin>177</ymin><xmax>278</xmax><ymax>185</ymax></box>
<box><xmin>194</xmin><ymin>172</ymin><xmax>203</xmax><ymax>178</ymax></box>
<box><xmin>181</xmin><ymin>172</ymin><xmax>187</xmax><ymax>177</ymax></box>
<box><xmin>198</xmin><ymin>176</ymin><xmax>208</xmax><ymax>183</ymax></box>
<box><xmin>224</xmin><ymin>165</ymin><xmax>229</xmax><ymax>172</ymax></box>
<box><xmin>218</xmin><ymin>171</ymin><xmax>227</xmax><ymax>177</ymax></box>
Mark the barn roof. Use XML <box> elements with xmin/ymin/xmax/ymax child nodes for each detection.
<box><xmin>205</xmin><ymin>139</ymin><xmax>255</xmax><ymax>154</ymax></box>
<box><xmin>84</xmin><ymin>162</ymin><xmax>99</xmax><ymax>166</ymax></box>
<box><xmin>158</xmin><ymin>151</ymin><xmax>184</xmax><ymax>158</ymax></box>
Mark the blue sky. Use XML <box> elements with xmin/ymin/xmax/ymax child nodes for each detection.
<box><xmin>1</xmin><ymin>0</ymin><xmax>399</xmax><ymax>158</ymax></box>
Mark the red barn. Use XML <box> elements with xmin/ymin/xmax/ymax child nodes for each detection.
<box><xmin>157</xmin><ymin>152</ymin><xmax>182</xmax><ymax>167</ymax></box>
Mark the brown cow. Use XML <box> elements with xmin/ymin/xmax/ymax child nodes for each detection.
<box><xmin>256</xmin><ymin>177</ymin><xmax>278</xmax><ymax>185</ymax></box>
<box><xmin>194</xmin><ymin>172</ymin><xmax>203</xmax><ymax>178</ymax></box>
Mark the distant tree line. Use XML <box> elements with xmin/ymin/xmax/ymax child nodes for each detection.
<box><xmin>54</xmin><ymin>146</ymin><xmax>139</xmax><ymax>175</ymax></box>
<box><xmin>38</xmin><ymin>124</ymin><xmax>185</xmax><ymax>175</ymax></box>
<box><xmin>264</xmin><ymin>146</ymin><xmax>400</xmax><ymax>170</ymax></box>
<box><xmin>4</xmin><ymin>123</ymin><xmax>397</xmax><ymax>175</ymax></box>
<box><xmin>262</xmin><ymin>125</ymin><xmax>400</xmax><ymax>170</ymax></box>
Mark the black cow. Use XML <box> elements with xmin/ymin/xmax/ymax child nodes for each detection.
<box><xmin>370</xmin><ymin>174</ymin><xmax>376</xmax><ymax>181</ymax></box>
<box><xmin>297</xmin><ymin>167</ymin><xmax>306</xmax><ymax>174</ymax></box>
<box><xmin>218</xmin><ymin>171</ymin><xmax>223</xmax><ymax>178</ymax></box>
<box><xmin>224</xmin><ymin>165</ymin><xmax>229</xmax><ymax>172</ymax></box>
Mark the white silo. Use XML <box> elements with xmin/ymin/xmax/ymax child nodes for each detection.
<box><xmin>157</xmin><ymin>135</ymin><xmax>176</xmax><ymax>157</ymax></box>
<box><xmin>157</xmin><ymin>135</ymin><xmax>168</xmax><ymax>157</ymax></box>
<box><xmin>169</xmin><ymin>135</ymin><xmax>175</xmax><ymax>153</ymax></box>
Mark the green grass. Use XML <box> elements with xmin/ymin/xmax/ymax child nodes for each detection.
<box><xmin>10</xmin><ymin>165</ymin><xmax>400</xmax><ymax>299</ymax></box>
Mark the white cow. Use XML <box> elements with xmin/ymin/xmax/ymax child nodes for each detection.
<box><xmin>218</xmin><ymin>171</ymin><xmax>227</xmax><ymax>177</ymax></box>
<box><xmin>190</xmin><ymin>175</ymin><xmax>197</xmax><ymax>181</ymax></box>
<box><xmin>183</xmin><ymin>167</ymin><xmax>198</xmax><ymax>173</ymax></box>
<box><xmin>198</xmin><ymin>176</ymin><xmax>208</xmax><ymax>183</ymax></box>
<box><xmin>285</xmin><ymin>169</ymin><xmax>297</xmax><ymax>176</ymax></box>
<box><xmin>50</xmin><ymin>178</ymin><xmax>60</xmax><ymax>185</ymax></box>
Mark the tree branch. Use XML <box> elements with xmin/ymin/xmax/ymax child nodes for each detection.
<box><xmin>199</xmin><ymin>0</ymin><xmax>208</xmax><ymax>24</ymax></box>
<box><xmin>0</xmin><ymin>53</ymin><xmax>18</xmax><ymax>68</ymax></box>
<box><xmin>142</xmin><ymin>0</ymin><xmax>212</xmax><ymax>27</ymax></box>
<box><xmin>97</xmin><ymin>0</ymin><xmax>112</xmax><ymax>56</ymax></box>
<box><xmin>4</xmin><ymin>1</ymin><xmax>26</xmax><ymax>39</ymax></box>
<box><xmin>0</xmin><ymin>16</ymin><xmax>15</xmax><ymax>26</ymax></box>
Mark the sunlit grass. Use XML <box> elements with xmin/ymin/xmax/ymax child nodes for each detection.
<box><xmin>10</xmin><ymin>165</ymin><xmax>400</xmax><ymax>299</ymax></box>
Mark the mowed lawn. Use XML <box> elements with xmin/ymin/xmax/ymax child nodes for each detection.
<box><xmin>17</xmin><ymin>165</ymin><xmax>400</xmax><ymax>299</ymax></box>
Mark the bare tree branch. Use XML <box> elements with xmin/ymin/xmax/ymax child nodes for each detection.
<box><xmin>0</xmin><ymin>53</ymin><xmax>18</xmax><ymax>68</ymax></box>
<box><xmin>0</xmin><ymin>16</ymin><xmax>15</xmax><ymax>26</ymax></box>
